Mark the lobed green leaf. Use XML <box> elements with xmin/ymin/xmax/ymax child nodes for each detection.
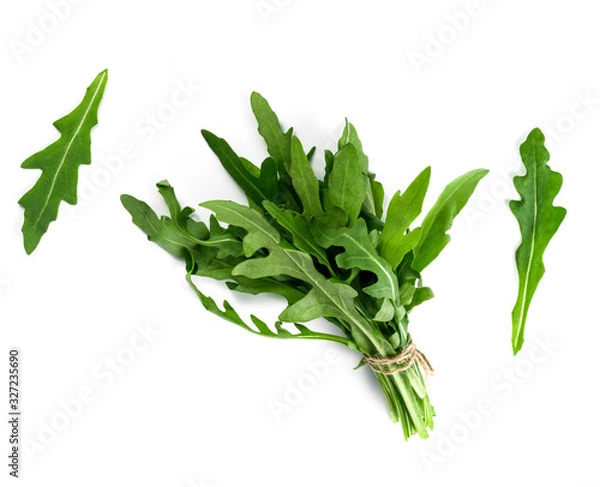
<box><xmin>509</xmin><ymin>128</ymin><xmax>566</xmax><ymax>354</ymax></box>
<box><xmin>250</xmin><ymin>91</ymin><xmax>293</xmax><ymax>170</ymax></box>
<box><xmin>19</xmin><ymin>69</ymin><xmax>108</xmax><ymax>254</ymax></box>
<box><xmin>379</xmin><ymin>167</ymin><xmax>431</xmax><ymax>270</ymax></box>
<box><xmin>322</xmin><ymin>144</ymin><xmax>366</xmax><ymax>226</ymax></box>
<box><xmin>412</xmin><ymin>168</ymin><xmax>488</xmax><ymax>272</ymax></box>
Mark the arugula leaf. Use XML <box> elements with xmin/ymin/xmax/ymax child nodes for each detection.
<box><xmin>19</xmin><ymin>69</ymin><xmax>108</xmax><ymax>254</ymax></box>
<box><xmin>289</xmin><ymin>136</ymin><xmax>325</xmax><ymax>220</ymax></box>
<box><xmin>510</xmin><ymin>128</ymin><xmax>566</xmax><ymax>354</ymax></box>
<box><xmin>200</xmin><ymin>200</ymin><xmax>279</xmax><ymax>257</ymax></box>
<box><xmin>406</xmin><ymin>287</ymin><xmax>435</xmax><ymax>312</ymax></box>
<box><xmin>248</xmin><ymin>92</ymin><xmax>306</xmax><ymax>211</ymax></box>
<box><xmin>120</xmin><ymin>193</ymin><xmax>199</xmax><ymax>263</ymax></box>
<box><xmin>186</xmin><ymin>272</ymin><xmax>350</xmax><ymax>346</ymax></box>
<box><xmin>156</xmin><ymin>180</ymin><xmax>211</xmax><ymax>241</ymax></box>
<box><xmin>337</xmin><ymin>120</ymin><xmax>385</xmax><ymax>222</ymax></box>
<box><xmin>225</xmin><ymin>275</ymin><xmax>306</xmax><ymax>304</ymax></box>
<box><xmin>250</xmin><ymin>91</ymin><xmax>293</xmax><ymax>169</ymax></box>
<box><xmin>203</xmin><ymin>215</ymin><xmax>244</xmax><ymax>259</ymax></box>
<box><xmin>412</xmin><ymin>168</ymin><xmax>489</xmax><ymax>272</ymax></box>
<box><xmin>369</xmin><ymin>176</ymin><xmax>385</xmax><ymax>219</ymax></box>
<box><xmin>124</xmin><ymin>181</ymin><xmax>243</xmax><ymax>262</ymax></box>
<box><xmin>338</xmin><ymin>119</ymin><xmax>369</xmax><ymax>173</ymax></box>
<box><xmin>322</xmin><ymin>144</ymin><xmax>366</xmax><ymax>226</ymax></box>
<box><xmin>379</xmin><ymin>167</ymin><xmax>431</xmax><ymax>270</ymax></box>
<box><xmin>313</xmin><ymin>218</ymin><xmax>399</xmax><ymax>305</ymax></box>
<box><xmin>201</xmin><ymin>129</ymin><xmax>278</xmax><ymax>207</ymax></box>
<box><xmin>262</xmin><ymin>201</ymin><xmax>332</xmax><ymax>271</ymax></box>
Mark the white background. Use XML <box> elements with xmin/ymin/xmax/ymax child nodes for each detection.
<box><xmin>1</xmin><ymin>1</ymin><xmax>599</xmax><ymax>486</ymax></box>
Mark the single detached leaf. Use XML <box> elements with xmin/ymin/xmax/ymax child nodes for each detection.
<box><xmin>19</xmin><ymin>69</ymin><xmax>108</xmax><ymax>254</ymax></box>
<box><xmin>510</xmin><ymin>128</ymin><xmax>566</xmax><ymax>354</ymax></box>
<box><xmin>412</xmin><ymin>168</ymin><xmax>488</xmax><ymax>272</ymax></box>
<box><xmin>379</xmin><ymin>167</ymin><xmax>431</xmax><ymax>270</ymax></box>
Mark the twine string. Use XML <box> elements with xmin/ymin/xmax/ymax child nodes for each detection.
<box><xmin>363</xmin><ymin>338</ymin><xmax>434</xmax><ymax>377</ymax></box>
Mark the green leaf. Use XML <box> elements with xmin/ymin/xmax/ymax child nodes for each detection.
<box><xmin>19</xmin><ymin>69</ymin><xmax>108</xmax><ymax>254</ymax></box>
<box><xmin>337</xmin><ymin>120</ymin><xmax>381</xmax><ymax>220</ymax></box>
<box><xmin>313</xmin><ymin>218</ymin><xmax>399</xmax><ymax>304</ymax></box>
<box><xmin>278</xmin><ymin>285</ymin><xmax>358</xmax><ymax>323</ymax></box>
<box><xmin>225</xmin><ymin>276</ymin><xmax>306</xmax><ymax>304</ymax></box>
<box><xmin>156</xmin><ymin>180</ymin><xmax>186</xmax><ymax>220</ymax></box>
<box><xmin>379</xmin><ymin>167</ymin><xmax>431</xmax><ymax>270</ymax></box>
<box><xmin>204</xmin><ymin>215</ymin><xmax>244</xmax><ymax>259</ymax></box>
<box><xmin>338</xmin><ymin>119</ymin><xmax>369</xmax><ymax>173</ymax></box>
<box><xmin>186</xmin><ymin>272</ymin><xmax>350</xmax><ymax>346</ymax></box>
<box><xmin>371</xmin><ymin>179</ymin><xmax>385</xmax><ymax>218</ymax></box>
<box><xmin>248</xmin><ymin>93</ymin><xmax>302</xmax><ymax>211</ymax></box>
<box><xmin>322</xmin><ymin>144</ymin><xmax>366</xmax><ymax>225</ymax></box>
<box><xmin>257</xmin><ymin>157</ymin><xmax>280</xmax><ymax>196</ymax></box>
<box><xmin>405</xmin><ymin>287</ymin><xmax>434</xmax><ymax>312</ymax></box>
<box><xmin>155</xmin><ymin>181</ymin><xmax>243</xmax><ymax>259</ymax></box>
<box><xmin>122</xmin><ymin>183</ymin><xmax>239</xmax><ymax>278</ymax></box>
<box><xmin>201</xmin><ymin>130</ymin><xmax>278</xmax><ymax>207</ymax></box>
<box><xmin>155</xmin><ymin>180</ymin><xmax>209</xmax><ymax>239</ymax></box>
<box><xmin>262</xmin><ymin>201</ymin><xmax>332</xmax><ymax>271</ymax></box>
<box><xmin>250</xmin><ymin>91</ymin><xmax>293</xmax><ymax>169</ymax></box>
<box><xmin>365</xmin><ymin>175</ymin><xmax>385</xmax><ymax>219</ymax></box>
<box><xmin>200</xmin><ymin>200</ymin><xmax>279</xmax><ymax>257</ymax></box>
<box><xmin>399</xmin><ymin>282</ymin><xmax>416</xmax><ymax>306</ymax></box>
<box><xmin>289</xmin><ymin>136</ymin><xmax>324</xmax><ymax>219</ymax></box>
<box><xmin>120</xmin><ymin>194</ymin><xmax>198</xmax><ymax>262</ymax></box>
<box><xmin>324</xmin><ymin>149</ymin><xmax>335</xmax><ymax>186</ymax></box>
<box><xmin>373</xmin><ymin>298</ymin><xmax>396</xmax><ymax>322</ymax></box>
<box><xmin>510</xmin><ymin>128</ymin><xmax>566</xmax><ymax>354</ymax></box>
<box><xmin>412</xmin><ymin>168</ymin><xmax>489</xmax><ymax>272</ymax></box>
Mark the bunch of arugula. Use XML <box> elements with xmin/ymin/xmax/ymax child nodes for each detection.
<box><xmin>121</xmin><ymin>93</ymin><xmax>487</xmax><ymax>439</ymax></box>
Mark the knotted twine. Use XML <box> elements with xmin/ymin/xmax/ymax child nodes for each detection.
<box><xmin>363</xmin><ymin>338</ymin><xmax>434</xmax><ymax>376</ymax></box>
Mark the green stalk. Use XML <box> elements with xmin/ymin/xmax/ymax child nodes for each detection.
<box><xmin>366</xmin><ymin>336</ymin><xmax>434</xmax><ymax>439</ymax></box>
